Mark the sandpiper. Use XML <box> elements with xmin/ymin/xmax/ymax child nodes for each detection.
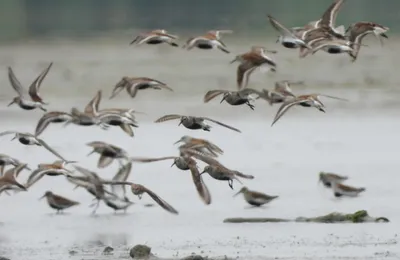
<box><xmin>0</xmin><ymin>154</ymin><xmax>30</xmax><ymax>176</ymax></box>
<box><xmin>104</xmin><ymin>180</ymin><xmax>179</xmax><ymax>215</ymax></box>
<box><xmin>307</xmin><ymin>39</ymin><xmax>357</xmax><ymax>59</ymax></box>
<box><xmin>267</xmin><ymin>14</ymin><xmax>312</xmax><ymax>50</ymax></box>
<box><xmin>187</xmin><ymin>151</ymin><xmax>254</xmax><ymax>190</ymax></box>
<box><xmin>40</xmin><ymin>191</ymin><xmax>80</xmax><ymax>214</ymax></box>
<box><xmin>7</xmin><ymin>62</ymin><xmax>53</xmax><ymax>111</ymax></box>
<box><xmin>203</xmin><ymin>88</ymin><xmax>266</xmax><ymax>110</ymax></box>
<box><xmin>234</xmin><ymin>186</ymin><xmax>278</xmax><ymax>207</ymax></box>
<box><xmin>110</xmin><ymin>77</ymin><xmax>173</xmax><ymax>99</ymax></box>
<box><xmin>25</xmin><ymin>160</ymin><xmax>76</xmax><ymax>189</ymax></box>
<box><xmin>183</xmin><ymin>30</ymin><xmax>232</xmax><ymax>53</ymax></box>
<box><xmin>0</xmin><ymin>164</ymin><xmax>27</xmax><ymax>195</ymax></box>
<box><xmin>129</xmin><ymin>155</ymin><xmax>212</xmax><ymax>205</ymax></box>
<box><xmin>260</xmin><ymin>80</ymin><xmax>303</xmax><ymax>105</ymax></box>
<box><xmin>230</xmin><ymin>46</ymin><xmax>277</xmax><ymax>89</ymax></box>
<box><xmin>155</xmin><ymin>114</ymin><xmax>241</xmax><ymax>133</ymax></box>
<box><xmin>346</xmin><ymin>22</ymin><xmax>389</xmax><ymax>61</ymax></box>
<box><xmin>34</xmin><ymin>111</ymin><xmax>75</xmax><ymax>136</ymax></box>
<box><xmin>103</xmin><ymin>196</ymin><xmax>134</xmax><ymax>214</ymax></box>
<box><xmin>319</xmin><ymin>172</ymin><xmax>348</xmax><ymax>188</ymax></box>
<box><xmin>0</xmin><ymin>131</ymin><xmax>74</xmax><ymax>163</ymax></box>
<box><xmin>86</xmin><ymin>141</ymin><xmax>130</xmax><ymax>168</ymax></box>
<box><xmin>174</xmin><ymin>135</ymin><xmax>224</xmax><ymax>158</ymax></box>
<box><xmin>332</xmin><ymin>182</ymin><xmax>366</xmax><ymax>198</ymax></box>
<box><xmin>130</xmin><ymin>29</ymin><xmax>179</xmax><ymax>47</ymax></box>
<box><xmin>271</xmin><ymin>93</ymin><xmax>348</xmax><ymax>126</ymax></box>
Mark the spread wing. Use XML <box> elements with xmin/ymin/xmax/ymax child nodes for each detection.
<box><xmin>203</xmin><ymin>90</ymin><xmax>230</xmax><ymax>103</ymax></box>
<box><xmin>7</xmin><ymin>67</ymin><xmax>26</xmax><ymax>98</ymax></box>
<box><xmin>28</xmin><ymin>62</ymin><xmax>53</xmax><ymax>102</ymax></box>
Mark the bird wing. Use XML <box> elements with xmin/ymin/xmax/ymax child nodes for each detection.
<box><xmin>203</xmin><ymin>90</ymin><xmax>230</xmax><ymax>103</ymax></box>
<box><xmin>97</xmin><ymin>155</ymin><xmax>114</xmax><ymax>168</ymax></box>
<box><xmin>201</xmin><ymin>117</ymin><xmax>241</xmax><ymax>133</ymax></box>
<box><xmin>154</xmin><ymin>114</ymin><xmax>183</xmax><ymax>123</ymax></box>
<box><xmin>84</xmin><ymin>90</ymin><xmax>102</xmax><ymax>115</ymax></box>
<box><xmin>141</xmin><ymin>185</ymin><xmax>179</xmax><ymax>214</ymax></box>
<box><xmin>271</xmin><ymin>99</ymin><xmax>309</xmax><ymax>126</ymax></box>
<box><xmin>267</xmin><ymin>14</ymin><xmax>296</xmax><ymax>37</ymax></box>
<box><xmin>119</xmin><ymin>124</ymin><xmax>134</xmax><ymax>137</ymax></box>
<box><xmin>189</xmin><ymin>163</ymin><xmax>211</xmax><ymax>205</ymax></box>
<box><xmin>315</xmin><ymin>94</ymin><xmax>349</xmax><ymax>102</ymax></box>
<box><xmin>237</xmin><ymin>62</ymin><xmax>258</xmax><ymax>90</ymax></box>
<box><xmin>319</xmin><ymin>0</ymin><xmax>344</xmax><ymax>29</ymax></box>
<box><xmin>111</xmin><ymin>163</ymin><xmax>132</xmax><ymax>199</ymax></box>
<box><xmin>25</xmin><ymin>169</ymin><xmax>47</xmax><ymax>189</ymax></box>
<box><xmin>0</xmin><ymin>131</ymin><xmax>19</xmax><ymax>137</ymax></box>
<box><xmin>7</xmin><ymin>67</ymin><xmax>27</xmax><ymax>98</ymax></box>
<box><xmin>37</xmin><ymin>138</ymin><xmax>70</xmax><ymax>162</ymax></box>
<box><xmin>28</xmin><ymin>62</ymin><xmax>53</xmax><ymax>102</ymax></box>
<box><xmin>130</xmin><ymin>156</ymin><xmax>177</xmax><ymax>163</ymax></box>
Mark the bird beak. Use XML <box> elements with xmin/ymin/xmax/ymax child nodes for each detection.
<box><xmin>233</xmin><ymin>190</ymin><xmax>242</xmax><ymax>197</ymax></box>
<box><xmin>73</xmin><ymin>185</ymin><xmax>80</xmax><ymax>190</ymax></box>
<box><xmin>178</xmin><ymin>120</ymin><xmax>183</xmax><ymax>126</ymax></box>
<box><xmin>173</xmin><ymin>139</ymin><xmax>182</xmax><ymax>145</ymax></box>
<box><xmin>87</xmin><ymin>150</ymin><xmax>95</xmax><ymax>156</ymax></box>
<box><xmin>229</xmin><ymin>58</ymin><xmax>237</xmax><ymax>64</ymax></box>
<box><xmin>39</xmin><ymin>194</ymin><xmax>46</xmax><ymax>200</ymax></box>
<box><xmin>319</xmin><ymin>108</ymin><xmax>326</xmax><ymax>113</ymax></box>
<box><xmin>11</xmin><ymin>135</ymin><xmax>17</xmax><ymax>141</ymax></box>
<box><xmin>7</xmin><ymin>100</ymin><xmax>15</xmax><ymax>107</ymax></box>
<box><xmin>200</xmin><ymin>169</ymin><xmax>206</xmax><ymax>175</ymax></box>
<box><xmin>381</xmin><ymin>33</ymin><xmax>389</xmax><ymax>39</ymax></box>
<box><xmin>171</xmin><ymin>162</ymin><xmax>176</xmax><ymax>168</ymax></box>
<box><xmin>220</xmin><ymin>96</ymin><xmax>226</xmax><ymax>103</ymax></box>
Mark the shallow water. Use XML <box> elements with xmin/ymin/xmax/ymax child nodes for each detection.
<box><xmin>1</xmin><ymin>39</ymin><xmax>400</xmax><ymax>260</ymax></box>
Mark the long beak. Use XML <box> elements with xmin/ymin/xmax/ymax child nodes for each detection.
<box><xmin>7</xmin><ymin>100</ymin><xmax>15</xmax><ymax>107</ymax></box>
<box><xmin>173</xmin><ymin>139</ymin><xmax>182</xmax><ymax>145</ymax></box>
<box><xmin>220</xmin><ymin>96</ymin><xmax>226</xmax><ymax>104</ymax></box>
<box><xmin>381</xmin><ymin>33</ymin><xmax>389</xmax><ymax>39</ymax></box>
<box><xmin>229</xmin><ymin>58</ymin><xmax>237</xmax><ymax>64</ymax></box>
<box><xmin>39</xmin><ymin>194</ymin><xmax>46</xmax><ymax>200</ymax></box>
<box><xmin>170</xmin><ymin>162</ymin><xmax>176</xmax><ymax>168</ymax></box>
<box><xmin>73</xmin><ymin>185</ymin><xmax>80</xmax><ymax>190</ymax></box>
<box><xmin>233</xmin><ymin>190</ymin><xmax>242</xmax><ymax>197</ymax></box>
<box><xmin>200</xmin><ymin>169</ymin><xmax>206</xmax><ymax>175</ymax></box>
<box><xmin>11</xmin><ymin>135</ymin><xmax>17</xmax><ymax>141</ymax></box>
<box><xmin>178</xmin><ymin>120</ymin><xmax>183</xmax><ymax>126</ymax></box>
<box><xmin>87</xmin><ymin>150</ymin><xmax>95</xmax><ymax>156</ymax></box>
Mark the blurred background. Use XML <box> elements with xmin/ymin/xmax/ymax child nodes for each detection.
<box><xmin>0</xmin><ymin>0</ymin><xmax>398</xmax><ymax>41</ymax></box>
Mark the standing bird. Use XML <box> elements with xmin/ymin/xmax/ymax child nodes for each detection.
<box><xmin>234</xmin><ymin>187</ymin><xmax>278</xmax><ymax>207</ymax></box>
<box><xmin>7</xmin><ymin>62</ymin><xmax>53</xmax><ymax>111</ymax></box>
<box><xmin>130</xmin><ymin>29</ymin><xmax>179</xmax><ymax>47</ymax></box>
<box><xmin>183</xmin><ymin>30</ymin><xmax>232</xmax><ymax>53</ymax></box>
<box><xmin>0</xmin><ymin>131</ymin><xmax>74</xmax><ymax>163</ymax></box>
<box><xmin>331</xmin><ymin>182</ymin><xmax>366</xmax><ymax>198</ymax></box>
<box><xmin>230</xmin><ymin>46</ymin><xmax>277</xmax><ymax>90</ymax></box>
<box><xmin>267</xmin><ymin>14</ymin><xmax>312</xmax><ymax>50</ymax></box>
<box><xmin>0</xmin><ymin>164</ymin><xmax>27</xmax><ymax>195</ymax></box>
<box><xmin>155</xmin><ymin>114</ymin><xmax>241</xmax><ymax>133</ymax></box>
<box><xmin>346</xmin><ymin>22</ymin><xmax>389</xmax><ymax>61</ymax></box>
<box><xmin>204</xmin><ymin>88</ymin><xmax>265</xmax><ymax>110</ymax></box>
<box><xmin>110</xmin><ymin>77</ymin><xmax>173</xmax><ymax>99</ymax></box>
<box><xmin>319</xmin><ymin>172</ymin><xmax>348</xmax><ymax>188</ymax></box>
<box><xmin>40</xmin><ymin>191</ymin><xmax>80</xmax><ymax>214</ymax></box>
<box><xmin>271</xmin><ymin>93</ymin><xmax>348</xmax><ymax>126</ymax></box>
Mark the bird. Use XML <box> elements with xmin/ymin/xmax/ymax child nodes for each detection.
<box><xmin>271</xmin><ymin>93</ymin><xmax>348</xmax><ymax>126</ymax></box>
<box><xmin>319</xmin><ymin>172</ymin><xmax>348</xmax><ymax>188</ymax></box>
<box><xmin>203</xmin><ymin>88</ymin><xmax>266</xmax><ymax>110</ymax></box>
<box><xmin>174</xmin><ymin>135</ymin><xmax>224</xmax><ymax>158</ymax></box>
<box><xmin>110</xmin><ymin>77</ymin><xmax>173</xmax><ymax>99</ymax></box>
<box><xmin>40</xmin><ymin>191</ymin><xmax>80</xmax><ymax>214</ymax></box>
<box><xmin>108</xmin><ymin>162</ymin><xmax>133</xmax><ymax>202</ymax></box>
<box><xmin>234</xmin><ymin>186</ymin><xmax>279</xmax><ymax>207</ymax></box>
<box><xmin>129</xmin><ymin>154</ymin><xmax>212</xmax><ymax>205</ymax></box>
<box><xmin>346</xmin><ymin>22</ymin><xmax>389</xmax><ymax>61</ymax></box>
<box><xmin>0</xmin><ymin>131</ymin><xmax>75</xmax><ymax>163</ymax></box>
<box><xmin>267</xmin><ymin>14</ymin><xmax>312</xmax><ymax>50</ymax></box>
<box><xmin>331</xmin><ymin>182</ymin><xmax>366</xmax><ymax>198</ymax></box>
<box><xmin>154</xmin><ymin>114</ymin><xmax>241</xmax><ymax>133</ymax></box>
<box><xmin>307</xmin><ymin>39</ymin><xmax>358</xmax><ymax>59</ymax></box>
<box><xmin>260</xmin><ymin>80</ymin><xmax>304</xmax><ymax>105</ymax></box>
<box><xmin>7</xmin><ymin>62</ymin><xmax>53</xmax><ymax>111</ymax></box>
<box><xmin>0</xmin><ymin>164</ymin><xmax>27</xmax><ymax>195</ymax></box>
<box><xmin>230</xmin><ymin>46</ymin><xmax>277</xmax><ymax>89</ymax></box>
<box><xmin>130</xmin><ymin>29</ymin><xmax>179</xmax><ymax>47</ymax></box>
<box><xmin>182</xmin><ymin>30</ymin><xmax>232</xmax><ymax>53</ymax></box>
<box><xmin>0</xmin><ymin>154</ymin><xmax>30</xmax><ymax>176</ymax></box>
<box><xmin>34</xmin><ymin>111</ymin><xmax>75</xmax><ymax>136</ymax></box>
<box><xmin>186</xmin><ymin>150</ymin><xmax>254</xmax><ymax>190</ymax></box>
<box><xmin>86</xmin><ymin>141</ymin><xmax>131</xmax><ymax>168</ymax></box>
<box><xmin>103</xmin><ymin>180</ymin><xmax>179</xmax><ymax>215</ymax></box>
<box><xmin>103</xmin><ymin>196</ymin><xmax>135</xmax><ymax>214</ymax></box>
<box><xmin>24</xmin><ymin>160</ymin><xmax>76</xmax><ymax>189</ymax></box>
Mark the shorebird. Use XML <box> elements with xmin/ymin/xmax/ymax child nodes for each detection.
<box><xmin>271</xmin><ymin>93</ymin><xmax>348</xmax><ymax>126</ymax></box>
<box><xmin>130</xmin><ymin>29</ymin><xmax>179</xmax><ymax>47</ymax></box>
<box><xmin>174</xmin><ymin>135</ymin><xmax>224</xmax><ymax>158</ymax></box>
<box><xmin>0</xmin><ymin>164</ymin><xmax>27</xmax><ymax>195</ymax></box>
<box><xmin>103</xmin><ymin>196</ymin><xmax>135</xmax><ymax>214</ymax></box>
<box><xmin>260</xmin><ymin>80</ymin><xmax>304</xmax><ymax>105</ymax></box>
<box><xmin>307</xmin><ymin>39</ymin><xmax>358</xmax><ymax>59</ymax></box>
<box><xmin>104</xmin><ymin>180</ymin><xmax>179</xmax><ymax>215</ymax></box>
<box><xmin>25</xmin><ymin>160</ymin><xmax>76</xmax><ymax>189</ymax></box>
<box><xmin>110</xmin><ymin>77</ymin><xmax>173</xmax><ymax>99</ymax></box>
<box><xmin>234</xmin><ymin>186</ymin><xmax>278</xmax><ymax>207</ymax></box>
<box><xmin>86</xmin><ymin>141</ymin><xmax>131</xmax><ymax>168</ymax></box>
<box><xmin>155</xmin><ymin>114</ymin><xmax>241</xmax><ymax>133</ymax></box>
<box><xmin>34</xmin><ymin>111</ymin><xmax>75</xmax><ymax>136</ymax></box>
<box><xmin>346</xmin><ymin>22</ymin><xmax>389</xmax><ymax>61</ymax></box>
<box><xmin>331</xmin><ymin>182</ymin><xmax>366</xmax><ymax>198</ymax></box>
<box><xmin>187</xmin><ymin>151</ymin><xmax>254</xmax><ymax>190</ymax></box>
<box><xmin>40</xmin><ymin>191</ymin><xmax>80</xmax><ymax>214</ymax></box>
<box><xmin>230</xmin><ymin>46</ymin><xmax>277</xmax><ymax>90</ymax></box>
<box><xmin>319</xmin><ymin>172</ymin><xmax>348</xmax><ymax>188</ymax></box>
<box><xmin>0</xmin><ymin>154</ymin><xmax>30</xmax><ymax>176</ymax></box>
<box><xmin>267</xmin><ymin>15</ymin><xmax>312</xmax><ymax>50</ymax></box>
<box><xmin>183</xmin><ymin>30</ymin><xmax>232</xmax><ymax>53</ymax></box>
<box><xmin>0</xmin><ymin>131</ymin><xmax>74</xmax><ymax>163</ymax></box>
<box><xmin>204</xmin><ymin>88</ymin><xmax>266</xmax><ymax>110</ymax></box>
<box><xmin>129</xmin><ymin>155</ymin><xmax>212</xmax><ymax>205</ymax></box>
<box><xmin>7</xmin><ymin>62</ymin><xmax>53</xmax><ymax>112</ymax></box>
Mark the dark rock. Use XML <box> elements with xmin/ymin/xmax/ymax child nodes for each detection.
<box><xmin>130</xmin><ymin>244</ymin><xmax>152</xmax><ymax>259</ymax></box>
<box><xmin>0</xmin><ymin>257</ymin><xmax>11</xmax><ymax>260</ymax></box>
<box><xmin>181</xmin><ymin>255</ymin><xmax>205</xmax><ymax>260</ymax></box>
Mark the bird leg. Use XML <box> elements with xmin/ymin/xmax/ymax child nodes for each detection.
<box><xmin>228</xmin><ymin>179</ymin><xmax>234</xmax><ymax>190</ymax></box>
<box><xmin>246</xmin><ymin>101</ymin><xmax>255</xmax><ymax>110</ymax></box>
<box><xmin>91</xmin><ymin>200</ymin><xmax>100</xmax><ymax>215</ymax></box>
